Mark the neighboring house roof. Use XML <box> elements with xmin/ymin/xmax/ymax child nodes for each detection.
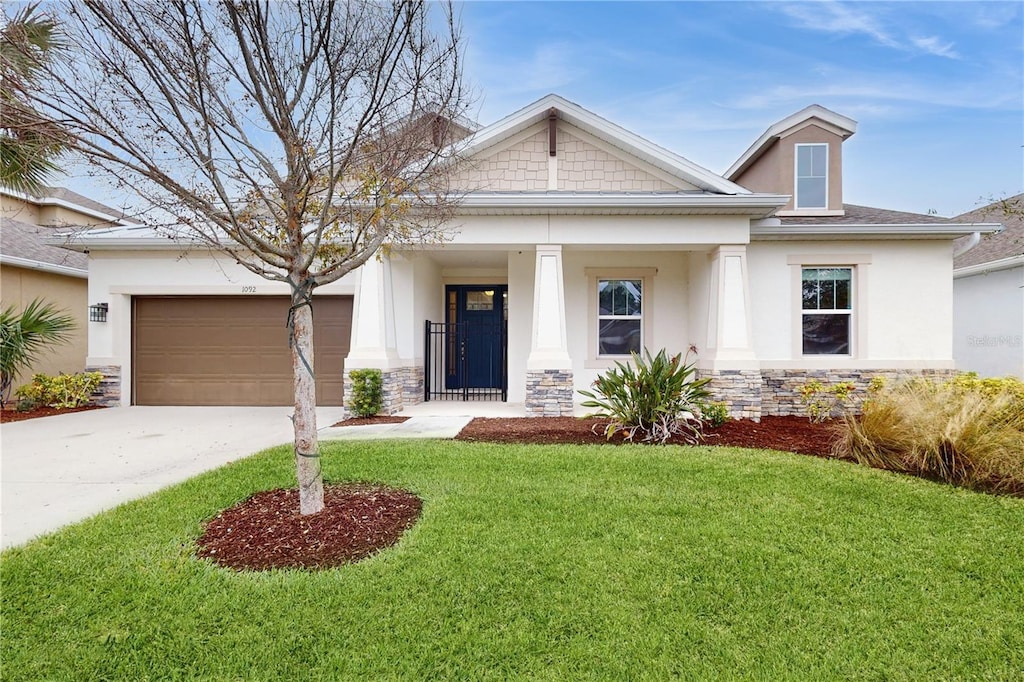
<box><xmin>953</xmin><ymin>194</ymin><xmax>1023</xmax><ymax>270</ymax></box>
<box><xmin>0</xmin><ymin>219</ymin><xmax>88</xmax><ymax>277</ymax></box>
<box><xmin>725</xmin><ymin>104</ymin><xmax>857</xmax><ymax>181</ymax></box>
<box><xmin>461</xmin><ymin>93</ymin><xmax>751</xmax><ymax>195</ymax></box>
<box><xmin>1</xmin><ymin>186</ymin><xmax>140</xmax><ymax>225</ymax></box>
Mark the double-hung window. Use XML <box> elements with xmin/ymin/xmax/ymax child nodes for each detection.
<box><xmin>795</xmin><ymin>143</ymin><xmax>828</xmax><ymax>209</ymax></box>
<box><xmin>597</xmin><ymin>278</ymin><xmax>643</xmax><ymax>356</ymax></box>
<box><xmin>801</xmin><ymin>267</ymin><xmax>851</xmax><ymax>354</ymax></box>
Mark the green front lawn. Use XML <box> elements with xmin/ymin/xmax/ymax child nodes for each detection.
<box><xmin>3</xmin><ymin>440</ymin><xmax>1022</xmax><ymax>680</ymax></box>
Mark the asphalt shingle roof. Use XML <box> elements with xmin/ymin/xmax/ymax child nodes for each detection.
<box><xmin>952</xmin><ymin>194</ymin><xmax>1024</xmax><ymax>269</ymax></box>
<box><xmin>778</xmin><ymin>204</ymin><xmax>955</xmax><ymax>225</ymax></box>
<box><xmin>0</xmin><ymin>219</ymin><xmax>88</xmax><ymax>271</ymax></box>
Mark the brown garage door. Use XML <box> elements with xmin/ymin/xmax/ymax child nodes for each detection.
<box><xmin>133</xmin><ymin>296</ymin><xmax>351</xmax><ymax>406</ymax></box>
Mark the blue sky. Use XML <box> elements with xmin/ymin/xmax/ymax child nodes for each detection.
<box><xmin>456</xmin><ymin>0</ymin><xmax>1023</xmax><ymax>216</ymax></box>
<box><xmin>48</xmin><ymin>1</ymin><xmax>1021</xmax><ymax>218</ymax></box>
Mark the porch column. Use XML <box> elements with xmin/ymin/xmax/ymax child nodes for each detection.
<box><xmin>702</xmin><ymin>245</ymin><xmax>762</xmax><ymax>420</ymax></box>
<box><xmin>525</xmin><ymin>245</ymin><xmax>574</xmax><ymax>416</ymax></box>
<box><xmin>345</xmin><ymin>256</ymin><xmax>404</xmax><ymax>414</ymax></box>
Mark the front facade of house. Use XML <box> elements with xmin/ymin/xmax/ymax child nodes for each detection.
<box><xmin>71</xmin><ymin>95</ymin><xmax>987</xmax><ymax>416</ymax></box>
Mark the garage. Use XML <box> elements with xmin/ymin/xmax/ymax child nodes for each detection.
<box><xmin>133</xmin><ymin>296</ymin><xmax>352</xmax><ymax>406</ymax></box>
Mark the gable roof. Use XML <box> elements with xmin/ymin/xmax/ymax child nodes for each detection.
<box><xmin>461</xmin><ymin>94</ymin><xmax>750</xmax><ymax>195</ymax></box>
<box><xmin>725</xmin><ymin>104</ymin><xmax>857</xmax><ymax>181</ymax></box>
<box><xmin>0</xmin><ymin>219</ymin><xmax>88</xmax><ymax>276</ymax></box>
<box><xmin>953</xmin><ymin>194</ymin><xmax>1023</xmax><ymax>269</ymax></box>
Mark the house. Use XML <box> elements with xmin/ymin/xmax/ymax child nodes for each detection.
<box><xmin>0</xmin><ymin>187</ymin><xmax>135</xmax><ymax>390</ymax></box>
<box><xmin>952</xmin><ymin>194</ymin><xmax>1024</xmax><ymax>378</ymax></box>
<box><xmin>62</xmin><ymin>95</ymin><xmax>996</xmax><ymax>416</ymax></box>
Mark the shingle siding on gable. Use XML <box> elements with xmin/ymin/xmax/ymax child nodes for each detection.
<box><xmin>556</xmin><ymin>131</ymin><xmax>681</xmax><ymax>192</ymax></box>
<box><xmin>454</xmin><ymin>129</ymin><xmax>549</xmax><ymax>191</ymax></box>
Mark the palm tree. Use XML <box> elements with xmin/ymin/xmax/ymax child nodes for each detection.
<box><xmin>0</xmin><ymin>299</ymin><xmax>75</xmax><ymax>406</ymax></box>
<box><xmin>0</xmin><ymin>3</ymin><xmax>65</xmax><ymax>194</ymax></box>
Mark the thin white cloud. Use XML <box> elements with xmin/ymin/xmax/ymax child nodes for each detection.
<box><xmin>778</xmin><ymin>1</ymin><xmax>961</xmax><ymax>59</ymax></box>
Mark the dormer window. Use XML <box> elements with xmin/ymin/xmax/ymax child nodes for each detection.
<box><xmin>795</xmin><ymin>143</ymin><xmax>828</xmax><ymax>209</ymax></box>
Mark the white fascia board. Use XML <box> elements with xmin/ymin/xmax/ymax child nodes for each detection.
<box><xmin>751</xmin><ymin>223</ymin><xmax>1002</xmax><ymax>240</ymax></box>
<box><xmin>0</xmin><ymin>187</ymin><xmax>131</xmax><ymax>225</ymax></box>
<box><xmin>954</xmin><ymin>255</ymin><xmax>1024</xmax><ymax>278</ymax></box>
<box><xmin>726</xmin><ymin>104</ymin><xmax>858</xmax><ymax>181</ymax></box>
<box><xmin>459</xmin><ymin>93</ymin><xmax>748</xmax><ymax>195</ymax></box>
<box><xmin>0</xmin><ymin>254</ymin><xmax>88</xmax><ymax>278</ymax></box>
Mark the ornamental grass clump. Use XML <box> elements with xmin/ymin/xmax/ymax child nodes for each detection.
<box><xmin>579</xmin><ymin>348</ymin><xmax>711</xmax><ymax>444</ymax></box>
<box><xmin>834</xmin><ymin>375</ymin><xmax>1024</xmax><ymax>494</ymax></box>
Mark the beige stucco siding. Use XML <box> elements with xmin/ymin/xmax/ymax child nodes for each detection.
<box><xmin>0</xmin><ymin>264</ymin><xmax>88</xmax><ymax>388</ymax></box>
<box><xmin>1</xmin><ymin>194</ymin><xmax>121</xmax><ymax>228</ymax></box>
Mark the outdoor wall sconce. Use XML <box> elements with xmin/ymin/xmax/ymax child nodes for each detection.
<box><xmin>89</xmin><ymin>303</ymin><xmax>108</xmax><ymax>323</ymax></box>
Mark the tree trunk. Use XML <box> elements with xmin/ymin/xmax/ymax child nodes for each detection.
<box><xmin>290</xmin><ymin>285</ymin><xmax>324</xmax><ymax>515</ymax></box>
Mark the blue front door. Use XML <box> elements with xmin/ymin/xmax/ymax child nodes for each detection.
<box><xmin>445</xmin><ymin>285</ymin><xmax>507</xmax><ymax>391</ymax></box>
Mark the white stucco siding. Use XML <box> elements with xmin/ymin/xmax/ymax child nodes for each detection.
<box><xmin>953</xmin><ymin>266</ymin><xmax>1024</xmax><ymax>378</ymax></box>
<box><xmin>561</xmin><ymin>250</ymin><xmax>691</xmax><ymax>392</ymax></box>
<box><xmin>86</xmin><ymin>249</ymin><xmax>358</xmax><ymax>404</ymax></box>
<box><xmin>748</xmin><ymin>240</ymin><xmax>955</xmax><ymax>368</ymax></box>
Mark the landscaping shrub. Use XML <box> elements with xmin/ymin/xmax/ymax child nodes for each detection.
<box><xmin>0</xmin><ymin>299</ymin><xmax>76</xmax><ymax>406</ymax></box>
<box><xmin>348</xmin><ymin>369</ymin><xmax>383</xmax><ymax>417</ymax></box>
<box><xmin>579</xmin><ymin>348</ymin><xmax>711</xmax><ymax>444</ymax></box>
<box><xmin>700</xmin><ymin>400</ymin><xmax>730</xmax><ymax>427</ymax></box>
<box><xmin>14</xmin><ymin>372</ymin><xmax>103</xmax><ymax>409</ymax></box>
<box><xmin>834</xmin><ymin>375</ymin><xmax>1024</xmax><ymax>494</ymax></box>
<box><xmin>798</xmin><ymin>378</ymin><xmax>856</xmax><ymax>423</ymax></box>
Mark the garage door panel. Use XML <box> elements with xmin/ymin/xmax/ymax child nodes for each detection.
<box><xmin>133</xmin><ymin>296</ymin><xmax>351</xmax><ymax>406</ymax></box>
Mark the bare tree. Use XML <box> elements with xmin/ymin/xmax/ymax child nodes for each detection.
<box><xmin>36</xmin><ymin>0</ymin><xmax>471</xmax><ymax>514</ymax></box>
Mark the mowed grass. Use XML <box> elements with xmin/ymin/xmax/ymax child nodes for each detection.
<box><xmin>3</xmin><ymin>440</ymin><xmax>1023</xmax><ymax>680</ymax></box>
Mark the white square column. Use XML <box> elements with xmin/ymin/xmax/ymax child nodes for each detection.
<box><xmin>525</xmin><ymin>245</ymin><xmax>574</xmax><ymax>416</ymax></box>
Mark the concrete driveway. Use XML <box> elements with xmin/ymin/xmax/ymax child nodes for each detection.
<box><xmin>1</xmin><ymin>406</ymin><xmax>344</xmax><ymax>549</ymax></box>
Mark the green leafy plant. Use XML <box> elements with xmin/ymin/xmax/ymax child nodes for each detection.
<box><xmin>579</xmin><ymin>348</ymin><xmax>711</xmax><ymax>444</ymax></box>
<box><xmin>1</xmin><ymin>298</ymin><xmax>76</xmax><ymax>406</ymax></box>
<box><xmin>700</xmin><ymin>400</ymin><xmax>730</xmax><ymax>428</ymax></box>
<box><xmin>798</xmin><ymin>379</ymin><xmax>857</xmax><ymax>423</ymax></box>
<box><xmin>834</xmin><ymin>376</ymin><xmax>1024</xmax><ymax>494</ymax></box>
<box><xmin>348</xmin><ymin>369</ymin><xmax>383</xmax><ymax>418</ymax></box>
<box><xmin>14</xmin><ymin>371</ymin><xmax>102</xmax><ymax>408</ymax></box>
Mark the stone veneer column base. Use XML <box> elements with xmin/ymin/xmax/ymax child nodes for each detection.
<box><xmin>525</xmin><ymin>369</ymin><xmax>574</xmax><ymax>417</ymax></box>
<box><xmin>343</xmin><ymin>366</ymin><xmax>424</xmax><ymax>417</ymax></box>
<box><xmin>699</xmin><ymin>369</ymin><xmax>763</xmax><ymax>421</ymax></box>
<box><xmin>760</xmin><ymin>368</ymin><xmax>959</xmax><ymax>416</ymax></box>
<box><xmin>86</xmin><ymin>365</ymin><xmax>122</xmax><ymax>407</ymax></box>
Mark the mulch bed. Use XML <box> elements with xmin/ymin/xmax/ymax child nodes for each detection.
<box><xmin>0</xmin><ymin>404</ymin><xmax>106</xmax><ymax>423</ymax></box>
<box><xmin>456</xmin><ymin>415</ymin><xmax>841</xmax><ymax>459</ymax></box>
<box><xmin>196</xmin><ymin>484</ymin><xmax>422</xmax><ymax>571</ymax></box>
<box><xmin>331</xmin><ymin>415</ymin><xmax>410</xmax><ymax>427</ymax></box>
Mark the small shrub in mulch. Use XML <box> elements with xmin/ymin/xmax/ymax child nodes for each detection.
<box><xmin>196</xmin><ymin>484</ymin><xmax>422</xmax><ymax>571</ymax></box>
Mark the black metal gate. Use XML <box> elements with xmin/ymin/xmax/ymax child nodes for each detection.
<box><xmin>424</xmin><ymin>320</ymin><xmax>507</xmax><ymax>401</ymax></box>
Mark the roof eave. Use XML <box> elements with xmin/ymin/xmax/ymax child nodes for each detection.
<box><xmin>752</xmin><ymin>223</ymin><xmax>1001</xmax><ymax>240</ymax></box>
<box><xmin>954</xmin><ymin>254</ymin><xmax>1024</xmax><ymax>278</ymax></box>
<box><xmin>0</xmin><ymin>254</ymin><xmax>88</xmax><ymax>278</ymax></box>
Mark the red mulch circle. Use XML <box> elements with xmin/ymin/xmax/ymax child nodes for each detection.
<box><xmin>0</xmin><ymin>404</ymin><xmax>105</xmax><ymax>423</ymax></box>
<box><xmin>196</xmin><ymin>484</ymin><xmax>422</xmax><ymax>571</ymax></box>
<box><xmin>331</xmin><ymin>415</ymin><xmax>410</xmax><ymax>427</ymax></box>
<box><xmin>455</xmin><ymin>415</ymin><xmax>842</xmax><ymax>459</ymax></box>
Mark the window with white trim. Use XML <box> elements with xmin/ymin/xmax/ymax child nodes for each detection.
<box><xmin>597</xmin><ymin>278</ymin><xmax>643</xmax><ymax>356</ymax></box>
<box><xmin>795</xmin><ymin>143</ymin><xmax>828</xmax><ymax>209</ymax></box>
<box><xmin>801</xmin><ymin>267</ymin><xmax>851</xmax><ymax>354</ymax></box>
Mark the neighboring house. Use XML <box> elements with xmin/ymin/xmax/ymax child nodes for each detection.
<box><xmin>63</xmin><ymin>95</ymin><xmax>995</xmax><ymax>416</ymax></box>
<box><xmin>0</xmin><ymin>187</ymin><xmax>136</xmax><ymax>390</ymax></box>
<box><xmin>952</xmin><ymin>194</ymin><xmax>1024</xmax><ymax>378</ymax></box>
